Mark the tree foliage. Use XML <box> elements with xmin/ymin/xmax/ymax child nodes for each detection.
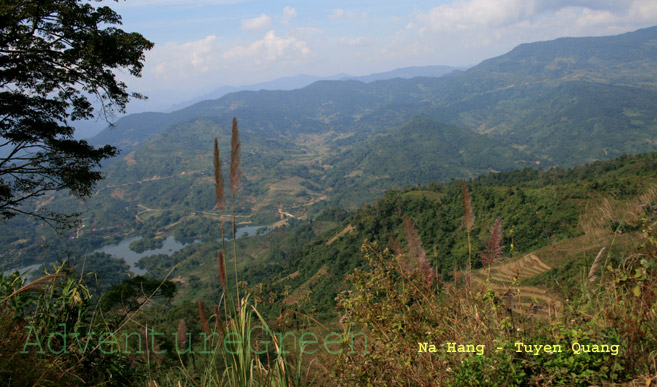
<box><xmin>0</xmin><ymin>0</ymin><xmax>153</xmax><ymax>221</ymax></box>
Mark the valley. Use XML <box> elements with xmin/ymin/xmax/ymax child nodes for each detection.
<box><xmin>2</xmin><ymin>24</ymin><xmax>657</xmax><ymax>386</ymax></box>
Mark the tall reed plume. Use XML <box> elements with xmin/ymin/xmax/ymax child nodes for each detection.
<box><xmin>209</xmin><ymin>117</ymin><xmax>243</xmax><ymax>311</ymax></box>
<box><xmin>198</xmin><ymin>300</ymin><xmax>210</xmax><ymax>336</ymax></box>
<box><xmin>218</xmin><ymin>251</ymin><xmax>226</xmax><ymax>290</ymax></box>
<box><xmin>230</xmin><ymin>117</ymin><xmax>242</xmax><ymax>199</ymax></box>
<box><xmin>481</xmin><ymin>217</ymin><xmax>504</xmax><ymax>278</ymax></box>
<box><xmin>213</xmin><ymin>137</ymin><xmax>228</xmax><ymax>311</ymax></box>
<box><xmin>403</xmin><ymin>216</ymin><xmax>434</xmax><ymax>286</ymax></box>
<box><xmin>588</xmin><ymin>247</ymin><xmax>606</xmax><ymax>282</ymax></box>
<box><xmin>213</xmin><ymin>138</ymin><xmax>224</xmax><ymax>211</ymax></box>
<box><xmin>176</xmin><ymin>319</ymin><xmax>188</xmax><ymax>350</ymax></box>
<box><xmin>230</xmin><ymin>117</ymin><xmax>242</xmax><ymax>306</ymax></box>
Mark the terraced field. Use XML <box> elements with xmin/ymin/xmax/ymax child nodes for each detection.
<box><xmin>472</xmin><ymin>187</ymin><xmax>657</xmax><ymax>319</ymax></box>
<box><xmin>473</xmin><ymin>253</ymin><xmax>562</xmax><ymax>318</ymax></box>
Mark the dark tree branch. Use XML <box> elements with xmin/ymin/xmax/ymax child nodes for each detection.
<box><xmin>0</xmin><ymin>0</ymin><xmax>153</xmax><ymax>223</ymax></box>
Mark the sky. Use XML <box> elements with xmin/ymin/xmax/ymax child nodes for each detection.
<box><xmin>102</xmin><ymin>0</ymin><xmax>657</xmax><ymax>114</ymax></box>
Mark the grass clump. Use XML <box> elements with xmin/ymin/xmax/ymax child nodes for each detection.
<box><xmin>326</xmin><ymin>193</ymin><xmax>657</xmax><ymax>386</ymax></box>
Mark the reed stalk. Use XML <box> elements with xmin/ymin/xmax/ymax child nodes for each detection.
<box><xmin>230</xmin><ymin>117</ymin><xmax>242</xmax><ymax>309</ymax></box>
<box><xmin>588</xmin><ymin>247</ymin><xmax>606</xmax><ymax>282</ymax></box>
<box><xmin>213</xmin><ymin>137</ymin><xmax>228</xmax><ymax>313</ymax></box>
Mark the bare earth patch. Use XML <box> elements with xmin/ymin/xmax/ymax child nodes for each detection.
<box><xmin>123</xmin><ymin>151</ymin><xmax>136</xmax><ymax>166</ymax></box>
<box><xmin>110</xmin><ymin>188</ymin><xmax>126</xmax><ymax>200</ymax></box>
<box><xmin>326</xmin><ymin>224</ymin><xmax>354</xmax><ymax>246</ymax></box>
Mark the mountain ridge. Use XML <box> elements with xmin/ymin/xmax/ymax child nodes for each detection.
<box><xmin>6</xmin><ymin>25</ymin><xmax>657</xmax><ymax>271</ymax></box>
<box><xmin>91</xmin><ymin>25</ymin><xmax>657</xmax><ymax>165</ymax></box>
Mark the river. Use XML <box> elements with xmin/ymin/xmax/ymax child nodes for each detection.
<box><xmin>3</xmin><ymin>224</ymin><xmax>270</xmax><ymax>281</ymax></box>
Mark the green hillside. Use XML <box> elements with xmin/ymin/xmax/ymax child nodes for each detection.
<box><xmin>90</xmin><ymin>26</ymin><xmax>657</xmax><ymax>164</ymax></box>
<box><xmin>429</xmin><ymin>80</ymin><xmax>657</xmax><ymax>163</ymax></box>
<box><xmin>3</xmin><ymin>152</ymin><xmax>657</xmax><ymax>385</ymax></box>
<box><xmin>323</xmin><ymin>115</ymin><xmax>531</xmax><ymax>201</ymax></box>
<box><xmin>161</xmin><ymin>152</ymin><xmax>657</xmax><ymax>321</ymax></box>
<box><xmin>4</xmin><ymin>26</ymin><xmax>657</xmax><ymax>275</ymax></box>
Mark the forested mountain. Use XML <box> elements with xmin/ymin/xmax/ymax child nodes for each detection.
<box><xmin>163</xmin><ymin>152</ymin><xmax>657</xmax><ymax>320</ymax></box>
<box><xmin>91</xmin><ymin>25</ymin><xmax>657</xmax><ymax>162</ymax></box>
<box><xmin>4</xmin><ymin>26</ymin><xmax>657</xmax><ymax>273</ymax></box>
<box><xmin>167</xmin><ymin>65</ymin><xmax>460</xmax><ymax>111</ymax></box>
<box><xmin>4</xmin><ymin>22</ymin><xmax>657</xmax><ymax>386</ymax></box>
<box><xmin>79</xmin><ymin>26</ymin><xmax>657</xmax><ymax>229</ymax></box>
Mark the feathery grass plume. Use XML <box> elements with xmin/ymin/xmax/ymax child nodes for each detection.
<box><xmin>213</xmin><ymin>135</ymin><xmax>228</xmax><ymax>313</ymax></box>
<box><xmin>403</xmin><ymin>216</ymin><xmax>434</xmax><ymax>286</ymax></box>
<box><xmin>481</xmin><ymin>217</ymin><xmax>504</xmax><ymax>268</ymax></box>
<box><xmin>174</xmin><ymin>320</ymin><xmax>196</xmax><ymax>386</ymax></box>
<box><xmin>144</xmin><ymin>325</ymin><xmax>164</xmax><ymax>364</ymax></box>
<box><xmin>388</xmin><ymin>234</ymin><xmax>403</xmax><ymax>257</ymax></box>
<box><xmin>403</xmin><ymin>216</ymin><xmax>420</xmax><ymax>264</ymax></box>
<box><xmin>462</xmin><ymin>182</ymin><xmax>475</xmax><ymax>232</ymax></box>
<box><xmin>230</xmin><ymin>117</ymin><xmax>242</xmax><ymax>307</ymax></box>
<box><xmin>218</xmin><ymin>250</ymin><xmax>226</xmax><ymax>290</ymax></box>
<box><xmin>1</xmin><ymin>273</ymin><xmax>66</xmax><ymax>303</ymax></box>
<box><xmin>588</xmin><ymin>247</ymin><xmax>606</xmax><ymax>282</ymax></box>
<box><xmin>198</xmin><ymin>301</ymin><xmax>210</xmax><ymax>336</ymax></box>
<box><xmin>230</xmin><ymin>117</ymin><xmax>241</xmax><ymax>197</ymax></box>
<box><xmin>213</xmin><ymin>137</ymin><xmax>224</xmax><ymax>210</ymax></box>
<box><xmin>176</xmin><ymin>319</ymin><xmax>188</xmax><ymax>349</ymax></box>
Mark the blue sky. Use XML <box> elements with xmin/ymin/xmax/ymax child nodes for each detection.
<box><xmin>104</xmin><ymin>0</ymin><xmax>657</xmax><ymax>111</ymax></box>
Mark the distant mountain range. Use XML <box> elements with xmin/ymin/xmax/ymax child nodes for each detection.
<box><xmin>166</xmin><ymin>65</ymin><xmax>462</xmax><ymax>112</ymax></box>
<box><xmin>10</xmin><ymin>25</ymin><xmax>655</xmax><ymax>263</ymax></box>
<box><xmin>76</xmin><ymin>65</ymin><xmax>460</xmax><ymax>140</ymax></box>
<box><xmin>4</xmin><ymin>24</ymin><xmax>657</xmax><ymax>280</ymax></box>
<box><xmin>92</xmin><ymin>25</ymin><xmax>657</xmax><ymax>165</ymax></box>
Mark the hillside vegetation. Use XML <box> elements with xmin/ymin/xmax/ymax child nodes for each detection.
<box><xmin>2</xmin><ymin>152</ymin><xmax>657</xmax><ymax>385</ymax></box>
<box><xmin>2</xmin><ymin>25</ymin><xmax>657</xmax><ymax>386</ymax></box>
<box><xmin>3</xmin><ymin>26</ymin><xmax>657</xmax><ymax>271</ymax></box>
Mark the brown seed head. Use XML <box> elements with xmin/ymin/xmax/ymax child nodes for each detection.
<box><xmin>176</xmin><ymin>319</ymin><xmax>188</xmax><ymax>349</ymax></box>
<box><xmin>213</xmin><ymin>137</ymin><xmax>224</xmax><ymax>210</ymax></box>
<box><xmin>198</xmin><ymin>301</ymin><xmax>210</xmax><ymax>336</ymax></box>
<box><xmin>230</xmin><ymin>117</ymin><xmax>241</xmax><ymax>197</ymax></box>
<box><xmin>462</xmin><ymin>182</ymin><xmax>475</xmax><ymax>232</ymax></box>
<box><xmin>218</xmin><ymin>250</ymin><xmax>226</xmax><ymax>289</ymax></box>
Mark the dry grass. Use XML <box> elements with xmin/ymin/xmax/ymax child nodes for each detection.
<box><xmin>580</xmin><ymin>185</ymin><xmax>657</xmax><ymax>235</ymax></box>
<box><xmin>472</xmin><ymin>253</ymin><xmax>561</xmax><ymax>318</ymax></box>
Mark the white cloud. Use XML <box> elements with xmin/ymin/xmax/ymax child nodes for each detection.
<box><xmin>121</xmin><ymin>0</ymin><xmax>657</xmax><ymax>94</ymax></box>
<box><xmin>282</xmin><ymin>6</ymin><xmax>297</xmax><ymax>24</ymax></box>
<box><xmin>389</xmin><ymin>0</ymin><xmax>657</xmax><ymax>72</ymax></box>
<box><xmin>330</xmin><ymin>9</ymin><xmax>356</xmax><ymax>20</ymax></box>
<box><xmin>140</xmin><ymin>30</ymin><xmax>310</xmax><ymax>88</ymax></box>
<box><xmin>241</xmin><ymin>14</ymin><xmax>272</xmax><ymax>32</ymax></box>
<box><xmin>223</xmin><ymin>31</ymin><xmax>309</xmax><ymax>64</ymax></box>
<box><xmin>416</xmin><ymin>0</ymin><xmax>538</xmax><ymax>31</ymax></box>
<box><xmin>148</xmin><ymin>35</ymin><xmax>223</xmax><ymax>80</ymax></box>
<box><xmin>628</xmin><ymin>0</ymin><xmax>657</xmax><ymax>21</ymax></box>
<box><xmin>415</xmin><ymin>0</ymin><xmax>657</xmax><ymax>32</ymax></box>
